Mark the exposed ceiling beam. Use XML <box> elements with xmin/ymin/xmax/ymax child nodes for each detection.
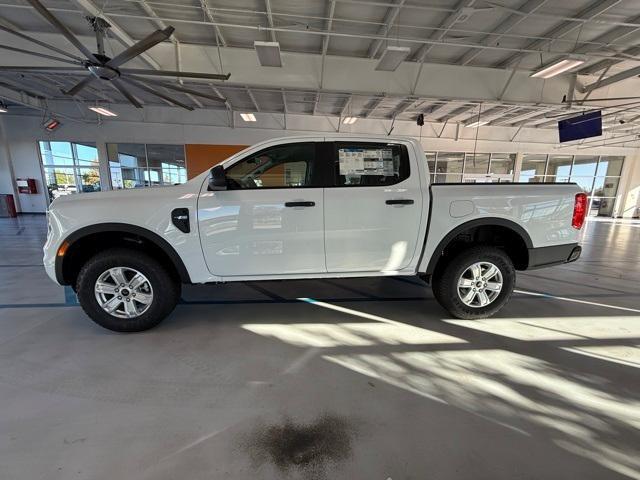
<box><xmin>320</xmin><ymin>0</ymin><xmax>336</xmax><ymax>88</ymax></box>
<box><xmin>247</xmin><ymin>87</ymin><xmax>260</xmax><ymax>111</ymax></box>
<box><xmin>339</xmin><ymin>94</ymin><xmax>352</xmax><ymax>117</ymax></box>
<box><xmin>425</xmin><ymin>102</ymin><xmax>464</xmax><ymax>120</ymax></box>
<box><xmin>411</xmin><ymin>0</ymin><xmax>476</xmax><ymax>63</ymax></box>
<box><xmin>0</xmin><ymin>14</ymin><xmax>20</xmax><ymax>30</ymax></box>
<box><xmin>461</xmin><ymin>105</ymin><xmax>518</xmax><ymax>125</ymax></box>
<box><xmin>581</xmin><ymin>45</ymin><xmax>640</xmax><ymax>75</ymax></box>
<box><xmin>2</xmin><ymin>3</ymin><xmax>633</xmax><ymax>63</ymax></box>
<box><xmin>576</xmin><ymin>12</ymin><xmax>640</xmax><ymax>74</ymax></box>
<box><xmin>583</xmin><ymin>65</ymin><xmax>640</xmax><ymax>92</ymax></box>
<box><xmin>490</xmin><ymin>107</ymin><xmax>543</xmax><ymax>125</ymax></box>
<box><xmin>534</xmin><ymin>12</ymin><xmax>640</xmax><ymax>76</ymax></box>
<box><xmin>70</xmin><ymin>0</ymin><xmax>161</xmax><ymax>70</ymax></box>
<box><xmin>0</xmin><ymin>82</ymin><xmax>85</xmax><ymax>121</ymax></box>
<box><xmin>363</xmin><ymin>95</ymin><xmax>384</xmax><ymax>118</ymax></box>
<box><xmin>367</xmin><ymin>0</ymin><xmax>406</xmax><ymax>58</ymax></box>
<box><xmin>444</xmin><ymin>104</ymin><xmax>478</xmax><ymax>122</ymax></box>
<box><xmin>264</xmin><ymin>0</ymin><xmax>277</xmax><ymax>43</ymax></box>
<box><xmin>391</xmin><ymin>97</ymin><xmax>418</xmax><ymax>118</ymax></box>
<box><xmin>455</xmin><ymin>0</ymin><xmax>549</xmax><ymax>66</ymax></box>
<box><xmin>199</xmin><ymin>0</ymin><xmax>227</xmax><ymax>46</ymax></box>
<box><xmin>496</xmin><ymin>0</ymin><xmax>622</xmax><ymax>68</ymax></box>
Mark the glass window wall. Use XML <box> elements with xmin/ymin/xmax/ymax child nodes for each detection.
<box><xmin>38</xmin><ymin>141</ymin><xmax>101</xmax><ymax>202</ymax></box>
<box><xmin>107</xmin><ymin>143</ymin><xmax>187</xmax><ymax>189</ymax></box>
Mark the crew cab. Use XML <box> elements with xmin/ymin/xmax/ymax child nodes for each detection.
<box><xmin>44</xmin><ymin>135</ymin><xmax>586</xmax><ymax>332</ymax></box>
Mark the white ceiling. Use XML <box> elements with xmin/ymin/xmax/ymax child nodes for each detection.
<box><xmin>1</xmin><ymin>0</ymin><xmax>640</xmax><ymax>136</ymax></box>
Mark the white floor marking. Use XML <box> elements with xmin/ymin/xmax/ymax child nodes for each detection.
<box><xmin>514</xmin><ymin>289</ymin><xmax>640</xmax><ymax>314</ymax></box>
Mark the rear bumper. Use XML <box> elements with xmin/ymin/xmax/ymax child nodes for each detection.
<box><xmin>527</xmin><ymin>243</ymin><xmax>581</xmax><ymax>270</ymax></box>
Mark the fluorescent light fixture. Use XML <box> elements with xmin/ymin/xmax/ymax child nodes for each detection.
<box><xmin>466</xmin><ymin>120</ymin><xmax>488</xmax><ymax>128</ymax></box>
<box><xmin>89</xmin><ymin>106</ymin><xmax>117</xmax><ymax>117</ymax></box>
<box><xmin>240</xmin><ymin>113</ymin><xmax>256</xmax><ymax>122</ymax></box>
<box><xmin>375</xmin><ymin>46</ymin><xmax>410</xmax><ymax>72</ymax></box>
<box><xmin>342</xmin><ymin>116</ymin><xmax>358</xmax><ymax>125</ymax></box>
<box><xmin>531</xmin><ymin>57</ymin><xmax>585</xmax><ymax>79</ymax></box>
<box><xmin>254</xmin><ymin>41</ymin><xmax>282</xmax><ymax>67</ymax></box>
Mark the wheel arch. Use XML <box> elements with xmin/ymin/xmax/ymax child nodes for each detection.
<box><xmin>424</xmin><ymin>218</ymin><xmax>533</xmax><ymax>277</ymax></box>
<box><xmin>55</xmin><ymin>223</ymin><xmax>191</xmax><ymax>286</ymax></box>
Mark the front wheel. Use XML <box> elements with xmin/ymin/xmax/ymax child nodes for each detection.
<box><xmin>76</xmin><ymin>248</ymin><xmax>181</xmax><ymax>332</ymax></box>
<box><xmin>432</xmin><ymin>246</ymin><xmax>515</xmax><ymax>320</ymax></box>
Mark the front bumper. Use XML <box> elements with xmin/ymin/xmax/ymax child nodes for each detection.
<box><xmin>527</xmin><ymin>243</ymin><xmax>581</xmax><ymax>270</ymax></box>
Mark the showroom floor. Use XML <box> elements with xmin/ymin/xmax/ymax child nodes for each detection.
<box><xmin>0</xmin><ymin>215</ymin><xmax>639</xmax><ymax>480</ymax></box>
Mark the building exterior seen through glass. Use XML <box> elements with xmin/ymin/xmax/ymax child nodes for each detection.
<box><xmin>427</xmin><ymin>152</ymin><xmax>515</xmax><ymax>183</ymax></box>
<box><xmin>427</xmin><ymin>151</ymin><xmax>624</xmax><ymax>217</ymax></box>
<box><xmin>107</xmin><ymin>143</ymin><xmax>187</xmax><ymax>189</ymax></box>
<box><xmin>38</xmin><ymin>141</ymin><xmax>101</xmax><ymax>203</ymax></box>
<box><xmin>519</xmin><ymin>154</ymin><xmax>624</xmax><ymax>217</ymax></box>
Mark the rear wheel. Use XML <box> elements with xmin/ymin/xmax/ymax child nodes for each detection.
<box><xmin>76</xmin><ymin>248</ymin><xmax>180</xmax><ymax>332</ymax></box>
<box><xmin>432</xmin><ymin>246</ymin><xmax>515</xmax><ymax>319</ymax></box>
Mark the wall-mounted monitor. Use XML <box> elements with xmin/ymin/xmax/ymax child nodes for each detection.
<box><xmin>558</xmin><ymin>111</ymin><xmax>602</xmax><ymax>143</ymax></box>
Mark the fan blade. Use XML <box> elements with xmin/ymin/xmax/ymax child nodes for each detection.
<box><xmin>0</xmin><ymin>66</ymin><xmax>86</xmax><ymax>72</ymax></box>
<box><xmin>123</xmin><ymin>78</ymin><xmax>194</xmax><ymax>111</ymax></box>
<box><xmin>107</xmin><ymin>27</ymin><xmax>174</xmax><ymax>68</ymax></box>
<box><xmin>0</xmin><ymin>45</ymin><xmax>81</xmax><ymax>65</ymax></box>
<box><xmin>120</xmin><ymin>69</ymin><xmax>231</xmax><ymax>81</ymax></box>
<box><xmin>63</xmin><ymin>75</ymin><xmax>95</xmax><ymax>96</ymax></box>
<box><xmin>111</xmin><ymin>79</ymin><xmax>142</xmax><ymax>108</ymax></box>
<box><xmin>0</xmin><ymin>25</ymin><xmax>84</xmax><ymax>61</ymax></box>
<box><xmin>129</xmin><ymin>77</ymin><xmax>226</xmax><ymax>102</ymax></box>
<box><xmin>24</xmin><ymin>0</ymin><xmax>99</xmax><ymax>62</ymax></box>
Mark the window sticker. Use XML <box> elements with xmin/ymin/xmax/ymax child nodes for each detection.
<box><xmin>339</xmin><ymin>148</ymin><xmax>395</xmax><ymax>176</ymax></box>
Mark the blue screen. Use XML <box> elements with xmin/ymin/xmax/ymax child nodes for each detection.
<box><xmin>558</xmin><ymin>111</ymin><xmax>602</xmax><ymax>143</ymax></box>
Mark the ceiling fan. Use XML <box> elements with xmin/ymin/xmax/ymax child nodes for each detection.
<box><xmin>0</xmin><ymin>0</ymin><xmax>230</xmax><ymax>110</ymax></box>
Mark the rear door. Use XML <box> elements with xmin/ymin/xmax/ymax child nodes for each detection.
<box><xmin>197</xmin><ymin>139</ymin><xmax>327</xmax><ymax>276</ymax></box>
<box><xmin>323</xmin><ymin>140</ymin><xmax>423</xmax><ymax>272</ymax></box>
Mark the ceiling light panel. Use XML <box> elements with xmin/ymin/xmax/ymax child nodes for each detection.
<box><xmin>240</xmin><ymin>113</ymin><xmax>257</xmax><ymax>122</ymax></box>
<box><xmin>89</xmin><ymin>106</ymin><xmax>118</xmax><ymax>116</ymax></box>
<box><xmin>254</xmin><ymin>41</ymin><xmax>282</xmax><ymax>67</ymax></box>
<box><xmin>466</xmin><ymin>120</ymin><xmax>488</xmax><ymax>128</ymax></box>
<box><xmin>342</xmin><ymin>116</ymin><xmax>358</xmax><ymax>124</ymax></box>
<box><xmin>531</xmin><ymin>57</ymin><xmax>586</xmax><ymax>79</ymax></box>
<box><xmin>375</xmin><ymin>46</ymin><xmax>411</xmax><ymax>72</ymax></box>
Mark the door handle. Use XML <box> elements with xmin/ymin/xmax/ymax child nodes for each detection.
<box><xmin>386</xmin><ymin>199</ymin><xmax>414</xmax><ymax>205</ymax></box>
<box><xmin>285</xmin><ymin>201</ymin><xmax>315</xmax><ymax>207</ymax></box>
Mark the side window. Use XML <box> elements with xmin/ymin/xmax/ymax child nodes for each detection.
<box><xmin>335</xmin><ymin>143</ymin><xmax>409</xmax><ymax>187</ymax></box>
<box><xmin>225</xmin><ymin>142</ymin><xmax>317</xmax><ymax>189</ymax></box>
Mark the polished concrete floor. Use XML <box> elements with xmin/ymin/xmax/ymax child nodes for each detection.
<box><xmin>0</xmin><ymin>215</ymin><xmax>639</xmax><ymax>480</ymax></box>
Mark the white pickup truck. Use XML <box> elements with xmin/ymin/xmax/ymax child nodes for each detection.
<box><xmin>44</xmin><ymin>135</ymin><xmax>586</xmax><ymax>332</ymax></box>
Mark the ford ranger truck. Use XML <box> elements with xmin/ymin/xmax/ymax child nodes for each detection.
<box><xmin>43</xmin><ymin>135</ymin><xmax>585</xmax><ymax>332</ymax></box>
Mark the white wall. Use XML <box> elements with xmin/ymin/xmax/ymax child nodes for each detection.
<box><xmin>1</xmin><ymin>110</ymin><xmax>639</xmax><ymax>215</ymax></box>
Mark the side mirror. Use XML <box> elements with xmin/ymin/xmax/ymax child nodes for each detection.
<box><xmin>208</xmin><ymin>165</ymin><xmax>227</xmax><ymax>191</ymax></box>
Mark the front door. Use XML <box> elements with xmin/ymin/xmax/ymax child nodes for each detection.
<box><xmin>323</xmin><ymin>140</ymin><xmax>424</xmax><ymax>273</ymax></box>
<box><xmin>197</xmin><ymin>141</ymin><xmax>326</xmax><ymax>277</ymax></box>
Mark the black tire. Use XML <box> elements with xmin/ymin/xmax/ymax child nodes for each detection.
<box><xmin>432</xmin><ymin>246</ymin><xmax>515</xmax><ymax>320</ymax></box>
<box><xmin>76</xmin><ymin>248</ymin><xmax>181</xmax><ymax>332</ymax></box>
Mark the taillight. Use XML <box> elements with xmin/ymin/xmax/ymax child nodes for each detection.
<box><xmin>572</xmin><ymin>193</ymin><xmax>588</xmax><ymax>229</ymax></box>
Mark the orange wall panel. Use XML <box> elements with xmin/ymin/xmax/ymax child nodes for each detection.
<box><xmin>185</xmin><ymin>144</ymin><xmax>248</xmax><ymax>179</ymax></box>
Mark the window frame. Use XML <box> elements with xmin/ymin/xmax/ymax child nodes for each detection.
<box><xmin>37</xmin><ymin>141</ymin><xmax>101</xmax><ymax>203</ymax></box>
<box><xmin>107</xmin><ymin>143</ymin><xmax>187</xmax><ymax>189</ymax></box>
<box><xmin>330</xmin><ymin>141</ymin><xmax>411</xmax><ymax>188</ymax></box>
<box><xmin>223</xmin><ymin>141</ymin><xmax>325</xmax><ymax>190</ymax></box>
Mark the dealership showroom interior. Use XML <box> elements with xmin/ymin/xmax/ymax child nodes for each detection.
<box><xmin>2</xmin><ymin>0</ymin><xmax>640</xmax><ymax>478</ymax></box>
